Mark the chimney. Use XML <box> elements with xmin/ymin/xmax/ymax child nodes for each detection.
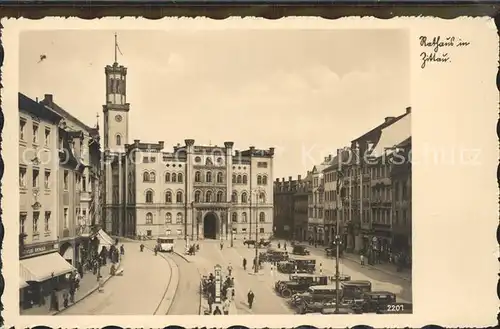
<box><xmin>406</xmin><ymin>106</ymin><xmax>411</xmax><ymax>114</ymax></box>
<box><xmin>385</xmin><ymin>116</ymin><xmax>395</xmax><ymax>123</ymax></box>
<box><xmin>289</xmin><ymin>176</ymin><xmax>292</xmax><ymax>181</ymax></box>
<box><xmin>298</xmin><ymin>175</ymin><xmax>302</xmax><ymax>181</ymax></box>
<box><xmin>44</xmin><ymin>94</ymin><xmax>53</xmax><ymax>106</ymax></box>
<box><xmin>158</xmin><ymin>141</ymin><xmax>164</xmax><ymax>148</ymax></box>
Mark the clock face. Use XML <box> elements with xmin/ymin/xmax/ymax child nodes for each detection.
<box><xmin>115</xmin><ymin>115</ymin><xmax>122</xmax><ymax>122</ymax></box>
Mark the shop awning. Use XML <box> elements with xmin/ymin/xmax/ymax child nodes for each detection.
<box><xmin>20</xmin><ymin>252</ymin><xmax>75</xmax><ymax>283</ymax></box>
<box><xmin>19</xmin><ymin>276</ymin><xmax>28</xmax><ymax>289</ymax></box>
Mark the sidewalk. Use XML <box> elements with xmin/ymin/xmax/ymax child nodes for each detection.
<box><xmin>21</xmin><ymin>261</ymin><xmax>118</xmax><ymax>316</ymax></box>
<box><xmin>281</xmin><ymin>240</ymin><xmax>411</xmax><ymax>282</ymax></box>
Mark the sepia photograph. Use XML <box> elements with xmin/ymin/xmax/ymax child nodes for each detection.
<box><xmin>2</xmin><ymin>16</ymin><xmax>496</xmax><ymax>329</ymax></box>
<box><xmin>16</xmin><ymin>28</ymin><xmax>412</xmax><ymax>316</ymax></box>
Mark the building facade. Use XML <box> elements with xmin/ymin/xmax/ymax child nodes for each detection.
<box><xmin>273</xmin><ymin>176</ymin><xmax>299</xmax><ymax>239</ymax></box>
<box><xmin>307</xmin><ymin>163</ymin><xmax>327</xmax><ymax>244</ymax></box>
<box><xmin>41</xmin><ymin>94</ymin><xmax>101</xmax><ymax>267</ymax></box>
<box><xmin>101</xmin><ymin>58</ymin><xmax>275</xmax><ymax>241</ymax></box>
<box><xmin>292</xmin><ymin>174</ymin><xmax>310</xmax><ymax>241</ymax></box>
<box><xmin>390</xmin><ymin>137</ymin><xmax>412</xmax><ymax>255</ymax></box>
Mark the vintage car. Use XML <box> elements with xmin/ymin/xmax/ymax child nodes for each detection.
<box><xmin>244</xmin><ymin>239</ymin><xmax>271</xmax><ymax>248</ymax></box>
<box><xmin>359</xmin><ymin>291</ymin><xmax>397</xmax><ymax>313</ymax></box>
<box><xmin>264</xmin><ymin>248</ymin><xmax>289</xmax><ymax>263</ymax></box>
<box><xmin>341</xmin><ymin>280</ymin><xmax>372</xmax><ymax>301</ymax></box>
<box><xmin>274</xmin><ymin>274</ymin><xmax>330</xmax><ymax>298</ymax></box>
<box><xmin>290</xmin><ymin>285</ymin><xmax>340</xmax><ymax>306</ymax></box>
<box><xmin>292</xmin><ymin>245</ymin><xmax>310</xmax><ymax>256</ymax></box>
<box><xmin>277</xmin><ymin>258</ymin><xmax>316</xmax><ymax>274</ymax></box>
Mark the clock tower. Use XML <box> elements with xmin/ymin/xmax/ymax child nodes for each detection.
<box><xmin>103</xmin><ymin>33</ymin><xmax>129</xmax><ymax>153</ymax></box>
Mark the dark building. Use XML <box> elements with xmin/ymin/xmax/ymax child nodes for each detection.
<box><xmin>273</xmin><ymin>176</ymin><xmax>299</xmax><ymax>239</ymax></box>
<box><xmin>292</xmin><ymin>173</ymin><xmax>311</xmax><ymax>241</ymax></box>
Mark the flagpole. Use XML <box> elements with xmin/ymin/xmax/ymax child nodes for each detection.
<box><xmin>114</xmin><ymin>33</ymin><xmax>118</xmax><ymax>63</ymax></box>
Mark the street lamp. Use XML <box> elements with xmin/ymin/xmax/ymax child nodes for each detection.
<box><xmin>251</xmin><ymin>187</ymin><xmax>265</xmax><ymax>274</ymax></box>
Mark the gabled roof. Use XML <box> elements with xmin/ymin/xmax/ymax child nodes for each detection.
<box><xmin>370</xmin><ymin>113</ymin><xmax>411</xmax><ymax>158</ymax></box>
<box><xmin>351</xmin><ymin>111</ymin><xmax>408</xmax><ymax>145</ymax></box>
<box><xmin>18</xmin><ymin>93</ymin><xmax>62</xmax><ymax>124</ymax></box>
<box><xmin>40</xmin><ymin>96</ymin><xmax>97</xmax><ymax>134</ymax></box>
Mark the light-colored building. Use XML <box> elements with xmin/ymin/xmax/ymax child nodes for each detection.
<box><xmin>307</xmin><ymin>161</ymin><xmax>329</xmax><ymax>244</ymax></box>
<box><xmin>18</xmin><ymin>93</ymin><xmax>75</xmax><ymax>311</ymax></box>
<box><xmin>101</xmin><ymin>58</ymin><xmax>274</xmax><ymax>241</ymax></box>
<box><xmin>41</xmin><ymin>94</ymin><xmax>101</xmax><ymax>266</ymax></box>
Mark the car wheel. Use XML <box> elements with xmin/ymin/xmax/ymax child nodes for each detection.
<box><xmin>281</xmin><ymin>289</ymin><xmax>292</xmax><ymax>298</ymax></box>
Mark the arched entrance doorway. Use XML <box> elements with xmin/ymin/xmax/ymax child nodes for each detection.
<box><xmin>59</xmin><ymin>242</ymin><xmax>74</xmax><ymax>265</ymax></box>
<box><xmin>203</xmin><ymin>212</ymin><xmax>218</xmax><ymax>239</ymax></box>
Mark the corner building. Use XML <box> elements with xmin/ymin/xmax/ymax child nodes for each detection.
<box><xmin>102</xmin><ymin>59</ymin><xmax>274</xmax><ymax>241</ymax></box>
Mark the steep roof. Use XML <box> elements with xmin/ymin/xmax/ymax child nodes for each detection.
<box><xmin>370</xmin><ymin>112</ymin><xmax>411</xmax><ymax>158</ymax></box>
<box><xmin>18</xmin><ymin>93</ymin><xmax>62</xmax><ymax>124</ymax></box>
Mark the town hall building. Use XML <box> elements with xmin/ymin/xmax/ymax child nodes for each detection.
<box><xmin>102</xmin><ymin>56</ymin><xmax>274</xmax><ymax>241</ymax></box>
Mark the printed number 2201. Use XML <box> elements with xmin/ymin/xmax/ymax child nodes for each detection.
<box><xmin>386</xmin><ymin>304</ymin><xmax>405</xmax><ymax>312</ymax></box>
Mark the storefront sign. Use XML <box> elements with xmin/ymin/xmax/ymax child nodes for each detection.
<box><xmin>21</xmin><ymin>241</ymin><xmax>57</xmax><ymax>258</ymax></box>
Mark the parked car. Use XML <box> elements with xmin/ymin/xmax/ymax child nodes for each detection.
<box><xmin>290</xmin><ymin>285</ymin><xmax>340</xmax><ymax>306</ymax></box>
<box><xmin>360</xmin><ymin>291</ymin><xmax>397</xmax><ymax>313</ymax></box>
<box><xmin>341</xmin><ymin>280</ymin><xmax>372</xmax><ymax>301</ymax></box>
<box><xmin>264</xmin><ymin>248</ymin><xmax>289</xmax><ymax>262</ymax></box>
<box><xmin>274</xmin><ymin>273</ymin><xmax>330</xmax><ymax>298</ymax></box>
<box><xmin>244</xmin><ymin>239</ymin><xmax>271</xmax><ymax>248</ymax></box>
<box><xmin>292</xmin><ymin>245</ymin><xmax>310</xmax><ymax>255</ymax></box>
<box><xmin>277</xmin><ymin>258</ymin><xmax>316</xmax><ymax>274</ymax></box>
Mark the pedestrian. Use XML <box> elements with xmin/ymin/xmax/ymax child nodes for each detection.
<box><xmin>63</xmin><ymin>291</ymin><xmax>69</xmax><ymax>308</ymax></box>
<box><xmin>120</xmin><ymin>244</ymin><xmax>125</xmax><ymax>255</ymax></box>
<box><xmin>207</xmin><ymin>292</ymin><xmax>214</xmax><ymax>313</ymax></box>
<box><xmin>360</xmin><ymin>254</ymin><xmax>365</xmax><ymax>266</ymax></box>
<box><xmin>154</xmin><ymin>246</ymin><xmax>158</xmax><ymax>256</ymax></box>
<box><xmin>220</xmin><ymin>241</ymin><xmax>224</xmax><ymax>250</ymax></box>
<box><xmin>69</xmin><ymin>287</ymin><xmax>75</xmax><ymax>303</ymax></box>
<box><xmin>247</xmin><ymin>289</ymin><xmax>255</xmax><ymax>309</ymax></box>
<box><xmin>227</xmin><ymin>263</ymin><xmax>233</xmax><ymax>276</ymax></box>
<box><xmin>231</xmin><ymin>286</ymin><xmax>235</xmax><ymax>300</ymax></box>
<box><xmin>242</xmin><ymin>257</ymin><xmax>247</xmax><ymax>270</ymax></box>
<box><xmin>213</xmin><ymin>305</ymin><xmax>222</xmax><ymax>315</ymax></box>
<box><xmin>278</xmin><ymin>242</ymin><xmax>281</xmax><ymax>249</ymax></box>
<box><xmin>284</xmin><ymin>242</ymin><xmax>287</xmax><ymax>250</ymax></box>
<box><xmin>98</xmin><ymin>275</ymin><xmax>104</xmax><ymax>292</ymax></box>
<box><xmin>222</xmin><ymin>298</ymin><xmax>230</xmax><ymax>315</ymax></box>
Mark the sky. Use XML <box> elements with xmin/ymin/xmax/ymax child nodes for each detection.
<box><xmin>19</xmin><ymin>29</ymin><xmax>410</xmax><ymax>178</ymax></box>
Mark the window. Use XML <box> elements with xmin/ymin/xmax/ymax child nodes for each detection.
<box><xmin>165</xmin><ymin>191</ymin><xmax>172</xmax><ymax>203</ymax></box>
<box><xmin>259</xmin><ymin>192</ymin><xmax>266</xmax><ymax>203</ymax></box>
<box><xmin>205</xmin><ymin>191</ymin><xmax>212</xmax><ymax>203</ymax></box>
<box><xmin>165</xmin><ymin>229</ymin><xmax>171</xmax><ymax>235</ymax></box>
<box><xmin>116</xmin><ymin>134</ymin><xmax>122</xmax><ymax>146</ymax></box>
<box><xmin>216</xmin><ymin>191</ymin><xmax>224</xmax><ymax>202</ymax></box>
<box><xmin>64</xmin><ymin>208</ymin><xmax>68</xmax><ymax>228</ymax></box>
<box><xmin>147</xmin><ymin>230</ymin><xmax>152</xmax><ymax>236</ymax></box>
<box><xmin>176</xmin><ymin>212</ymin><xmax>183</xmax><ymax>224</ymax></box>
<box><xmin>44</xmin><ymin>128</ymin><xmax>51</xmax><ymax>146</ymax></box>
<box><xmin>33</xmin><ymin>211</ymin><xmax>40</xmax><ymax>233</ymax></box>
<box><xmin>178</xmin><ymin>173</ymin><xmax>183</xmax><ymax>183</ymax></box>
<box><xmin>195</xmin><ymin>171</ymin><xmax>201</xmax><ymax>182</ymax></box>
<box><xmin>82</xmin><ymin>176</ymin><xmax>87</xmax><ymax>192</ymax></box>
<box><xmin>242</xmin><ymin>212</ymin><xmax>247</xmax><ymax>223</ymax></box>
<box><xmin>242</xmin><ymin>175</ymin><xmax>248</xmax><ymax>184</ymax></box>
<box><xmin>216</xmin><ymin>172</ymin><xmax>223</xmax><ymax>183</ymax></box>
<box><xmin>172</xmin><ymin>173</ymin><xmax>177</xmax><ymax>183</ymax></box>
<box><xmin>20</xmin><ymin>213</ymin><xmax>26</xmax><ymax>236</ymax></box>
<box><xmin>206</xmin><ymin>171</ymin><xmax>212</xmax><ymax>183</ymax></box>
<box><xmin>241</xmin><ymin>192</ymin><xmax>248</xmax><ymax>203</ymax></box>
<box><xmin>257</xmin><ymin>175</ymin><xmax>262</xmax><ymax>185</ymax></box>
<box><xmin>150</xmin><ymin>172</ymin><xmax>156</xmax><ymax>182</ymax></box>
<box><xmin>232</xmin><ymin>174</ymin><xmax>236</xmax><ymax>183</ymax></box>
<box><xmin>232</xmin><ymin>227</ymin><xmax>237</xmax><ymax>234</ymax></box>
<box><xmin>206</xmin><ymin>158</ymin><xmax>213</xmax><ymax>166</ymax></box>
<box><xmin>176</xmin><ymin>191</ymin><xmax>183</xmax><ymax>203</ymax></box>
<box><xmin>259</xmin><ymin>227</ymin><xmax>264</xmax><ymax>234</ymax></box>
<box><xmin>165</xmin><ymin>212</ymin><xmax>172</xmax><ymax>223</ymax></box>
<box><xmin>262</xmin><ymin>176</ymin><xmax>268</xmax><ymax>185</ymax></box>
<box><xmin>20</xmin><ymin>119</ymin><xmax>26</xmax><ymax>141</ymax></box>
<box><xmin>32</xmin><ymin>124</ymin><xmax>39</xmax><ymax>144</ymax></box>
<box><xmin>44</xmin><ymin>170</ymin><xmax>50</xmax><ymax>189</ymax></box>
<box><xmin>231</xmin><ymin>191</ymin><xmax>238</xmax><ymax>203</ymax></box>
<box><xmin>32</xmin><ymin>169</ymin><xmax>39</xmax><ymax>188</ymax></box>
<box><xmin>257</xmin><ymin>161</ymin><xmax>268</xmax><ymax>168</ymax></box>
<box><xmin>82</xmin><ymin>209</ymin><xmax>86</xmax><ymax>218</ymax></box>
<box><xmin>194</xmin><ymin>190</ymin><xmax>201</xmax><ymax>203</ymax></box>
<box><xmin>44</xmin><ymin>211</ymin><xmax>51</xmax><ymax>231</ymax></box>
<box><xmin>145</xmin><ymin>190</ymin><xmax>153</xmax><ymax>203</ymax></box>
<box><xmin>150</xmin><ymin>156</ymin><xmax>156</xmax><ymax>163</ymax></box>
<box><xmin>232</xmin><ymin>212</ymin><xmax>238</xmax><ymax>223</ymax></box>
<box><xmin>176</xmin><ymin>228</ymin><xmax>183</xmax><ymax>235</ymax></box>
<box><xmin>165</xmin><ymin>173</ymin><xmax>171</xmax><ymax>182</ymax></box>
<box><xmin>143</xmin><ymin>157</ymin><xmax>150</xmax><ymax>163</ymax></box>
<box><xmin>195</xmin><ymin>156</ymin><xmax>201</xmax><ymax>163</ymax></box>
<box><xmin>143</xmin><ymin>172</ymin><xmax>150</xmax><ymax>182</ymax></box>
<box><xmin>242</xmin><ymin>228</ymin><xmax>247</xmax><ymax>233</ymax></box>
<box><xmin>237</xmin><ymin>175</ymin><xmax>242</xmax><ymax>184</ymax></box>
<box><xmin>146</xmin><ymin>212</ymin><xmax>153</xmax><ymax>224</ymax></box>
<box><xmin>259</xmin><ymin>212</ymin><xmax>265</xmax><ymax>223</ymax></box>
<box><xmin>19</xmin><ymin>167</ymin><xmax>26</xmax><ymax>188</ymax></box>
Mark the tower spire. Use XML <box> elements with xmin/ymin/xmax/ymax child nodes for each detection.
<box><xmin>114</xmin><ymin>32</ymin><xmax>118</xmax><ymax>64</ymax></box>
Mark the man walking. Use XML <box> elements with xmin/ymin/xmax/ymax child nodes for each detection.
<box><xmin>207</xmin><ymin>292</ymin><xmax>215</xmax><ymax>314</ymax></box>
<box><xmin>220</xmin><ymin>241</ymin><xmax>224</xmax><ymax>250</ymax></box>
<box><xmin>242</xmin><ymin>257</ymin><xmax>247</xmax><ymax>270</ymax></box>
<box><xmin>247</xmin><ymin>289</ymin><xmax>255</xmax><ymax>309</ymax></box>
<box><xmin>222</xmin><ymin>298</ymin><xmax>230</xmax><ymax>315</ymax></box>
<box><xmin>360</xmin><ymin>253</ymin><xmax>365</xmax><ymax>266</ymax></box>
